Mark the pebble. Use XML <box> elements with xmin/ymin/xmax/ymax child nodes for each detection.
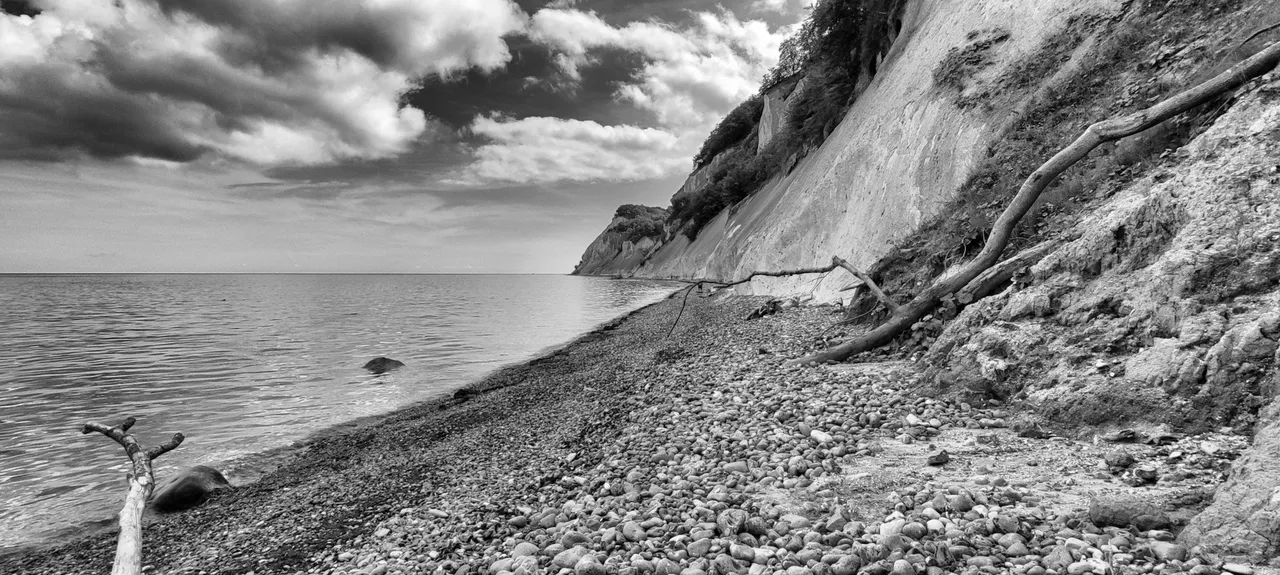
<box><xmin>74</xmin><ymin>300</ymin><xmax>1246</xmax><ymax>575</ymax></box>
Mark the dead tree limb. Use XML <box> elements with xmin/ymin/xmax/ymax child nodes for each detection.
<box><xmin>788</xmin><ymin>41</ymin><xmax>1280</xmax><ymax>366</ymax></box>
<box><xmin>954</xmin><ymin>239</ymin><xmax>1059</xmax><ymax>304</ymax></box>
<box><xmin>82</xmin><ymin>417</ymin><xmax>184</xmax><ymax>575</ymax></box>
<box><xmin>680</xmin><ymin>263</ymin><xmax>840</xmax><ymax>289</ymax></box>
<box><xmin>832</xmin><ymin>256</ymin><xmax>900</xmax><ymax>314</ymax></box>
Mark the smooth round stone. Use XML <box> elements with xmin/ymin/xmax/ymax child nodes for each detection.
<box><xmin>511</xmin><ymin>542</ymin><xmax>539</xmax><ymax>558</ymax></box>
<box><xmin>890</xmin><ymin>560</ymin><xmax>914</xmax><ymax>575</ymax></box>
<box><xmin>1222</xmin><ymin>564</ymin><xmax>1254</xmax><ymax>575</ymax></box>
<box><xmin>1066</xmin><ymin>561</ymin><xmax>1093</xmax><ymax>575</ymax></box>
<box><xmin>900</xmin><ymin>523</ymin><xmax>926</xmax><ymax>540</ymax></box>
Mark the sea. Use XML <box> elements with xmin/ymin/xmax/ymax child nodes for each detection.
<box><xmin>0</xmin><ymin>274</ymin><xmax>679</xmax><ymax>552</ymax></box>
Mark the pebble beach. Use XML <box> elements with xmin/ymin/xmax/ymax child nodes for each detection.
<box><xmin>0</xmin><ymin>294</ymin><xmax>1252</xmax><ymax>575</ymax></box>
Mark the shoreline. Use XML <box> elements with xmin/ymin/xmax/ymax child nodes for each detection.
<box><xmin>1</xmin><ymin>294</ymin><xmax>1248</xmax><ymax>575</ymax></box>
<box><xmin>0</xmin><ymin>287</ymin><xmax>682</xmax><ymax>559</ymax></box>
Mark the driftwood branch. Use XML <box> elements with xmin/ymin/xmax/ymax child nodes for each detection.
<box><xmin>832</xmin><ymin>256</ymin><xmax>900</xmax><ymax>314</ymax></box>
<box><xmin>83</xmin><ymin>418</ymin><xmax>184</xmax><ymax>575</ymax></box>
<box><xmin>788</xmin><ymin>41</ymin><xmax>1280</xmax><ymax>366</ymax></box>
<box><xmin>665</xmin><ymin>264</ymin><xmax>841</xmax><ymax>336</ymax></box>
<box><xmin>680</xmin><ymin>263</ymin><xmax>840</xmax><ymax>289</ymax></box>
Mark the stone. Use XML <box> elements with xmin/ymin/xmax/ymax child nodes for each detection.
<box><xmin>947</xmin><ymin>493</ymin><xmax>974</xmax><ymax>513</ymax></box>
<box><xmin>656</xmin><ymin>559</ymin><xmax>681</xmax><ymax>575</ymax></box>
<box><xmin>724</xmin><ymin>461</ymin><xmax>750</xmax><ymax>474</ymax></box>
<box><xmin>1088</xmin><ymin>496</ymin><xmax>1170</xmax><ymax>530</ymax></box>
<box><xmin>1005</xmin><ymin>542</ymin><xmax>1029</xmax><ymax>557</ymax></box>
<box><xmin>1103</xmin><ymin>450</ymin><xmax>1135</xmax><ymax>470</ymax></box>
<box><xmin>900</xmin><ymin>523</ymin><xmax>926</xmax><ymax>540</ymax></box>
<box><xmin>811</xmin><ymin>430</ymin><xmax>834</xmax><ymax>444</ymax></box>
<box><xmin>150</xmin><ymin>466</ymin><xmax>232</xmax><ymax>513</ymax></box>
<box><xmin>1042</xmin><ymin>547</ymin><xmax>1074</xmax><ymax>571</ymax></box>
<box><xmin>623</xmin><ymin>521</ymin><xmax>647</xmax><ymax>542</ymax></box>
<box><xmin>1181</xmin><ymin>402</ymin><xmax>1280</xmax><ymax>560</ymax></box>
<box><xmin>576</xmin><ymin>556</ymin><xmax>607</xmax><ymax>575</ymax></box>
<box><xmin>926</xmin><ymin>451</ymin><xmax>949</xmax><ymax>466</ymax></box>
<box><xmin>730</xmin><ymin>544</ymin><xmax>755</xmax><ymax>563</ymax></box>
<box><xmin>1222</xmin><ymin>563</ymin><xmax>1254</xmax><ymax>575</ymax></box>
<box><xmin>561</xmin><ymin>533</ymin><xmax>591</xmax><ymax>547</ymax></box>
<box><xmin>1066</xmin><ymin>561</ymin><xmax>1093</xmax><ymax>575</ymax></box>
<box><xmin>718</xmin><ymin>509</ymin><xmax>749</xmax><ymax>536</ymax></box>
<box><xmin>1148</xmin><ymin>542</ymin><xmax>1187</xmax><ymax>562</ymax></box>
<box><xmin>879</xmin><ymin>519</ymin><xmax>906</xmax><ymax>536</ymax></box>
<box><xmin>362</xmin><ymin>357</ymin><xmax>405</xmax><ymax>374</ymax></box>
<box><xmin>890</xmin><ymin>559</ymin><xmax>914</xmax><ymax>575</ymax></box>
<box><xmin>687</xmin><ymin>538</ymin><xmax>713</xmax><ymax>558</ymax></box>
<box><xmin>511</xmin><ymin>542</ymin><xmax>539</xmax><ymax>558</ymax></box>
<box><xmin>831</xmin><ymin>556</ymin><xmax>862</xmax><ymax>575</ymax></box>
<box><xmin>553</xmin><ymin>547</ymin><xmax>590</xmax><ymax>569</ymax></box>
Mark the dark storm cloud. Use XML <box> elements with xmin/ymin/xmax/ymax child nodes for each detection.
<box><xmin>0</xmin><ymin>0</ymin><xmax>526</xmax><ymax>165</ymax></box>
<box><xmin>0</xmin><ymin>0</ymin><xmax>39</xmax><ymax>16</ymax></box>
<box><xmin>409</xmin><ymin>37</ymin><xmax>654</xmax><ymax>129</ymax></box>
<box><xmin>150</xmin><ymin>0</ymin><xmax>520</xmax><ymax>76</ymax></box>
<box><xmin>0</xmin><ymin>62</ymin><xmax>205</xmax><ymax>162</ymax></box>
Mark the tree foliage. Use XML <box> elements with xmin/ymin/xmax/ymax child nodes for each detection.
<box><xmin>693</xmin><ymin>96</ymin><xmax>764</xmax><ymax>169</ymax></box>
<box><xmin>611</xmin><ymin>205</ymin><xmax>668</xmax><ymax>243</ymax></box>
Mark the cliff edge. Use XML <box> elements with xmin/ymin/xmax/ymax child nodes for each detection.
<box><xmin>572</xmin><ymin>205</ymin><xmax>667</xmax><ymax>277</ymax></box>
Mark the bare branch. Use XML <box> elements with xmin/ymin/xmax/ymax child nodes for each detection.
<box><xmin>832</xmin><ymin>256</ymin><xmax>900</xmax><ymax>314</ymax></box>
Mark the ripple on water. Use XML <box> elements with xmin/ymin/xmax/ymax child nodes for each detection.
<box><xmin>0</xmin><ymin>274</ymin><xmax>678</xmax><ymax>551</ymax></box>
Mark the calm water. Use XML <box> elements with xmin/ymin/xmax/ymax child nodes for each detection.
<box><xmin>0</xmin><ymin>274</ymin><xmax>677</xmax><ymax>551</ymax></box>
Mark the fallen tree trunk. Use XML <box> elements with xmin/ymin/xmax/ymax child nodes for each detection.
<box><xmin>788</xmin><ymin>40</ymin><xmax>1280</xmax><ymax>366</ymax></box>
<box><xmin>954</xmin><ymin>239</ymin><xmax>1059</xmax><ymax>305</ymax></box>
<box><xmin>82</xmin><ymin>417</ymin><xmax>184</xmax><ymax>575</ymax></box>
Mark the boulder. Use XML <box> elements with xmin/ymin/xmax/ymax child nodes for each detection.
<box><xmin>150</xmin><ymin>465</ymin><xmax>232</xmax><ymax>513</ymax></box>
<box><xmin>1087</xmin><ymin>496</ymin><xmax>1170</xmax><ymax>530</ymax></box>
<box><xmin>1180</xmin><ymin>401</ymin><xmax>1280</xmax><ymax>560</ymax></box>
<box><xmin>363</xmin><ymin>357</ymin><xmax>405</xmax><ymax>374</ymax></box>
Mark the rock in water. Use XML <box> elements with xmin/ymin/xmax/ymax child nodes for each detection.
<box><xmin>363</xmin><ymin>357</ymin><xmax>405</xmax><ymax>374</ymax></box>
<box><xmin>151</xmin><ymin>465</ymin><xmax>231</xmax><ymax>513</ymax></box>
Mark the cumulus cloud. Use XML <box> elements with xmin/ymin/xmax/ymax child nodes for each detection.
<box><xmin>0</xmin><ymin>0</ymin><xmax>527</xmax><ymax>165</ymax></box>
<box><xmin>457</xmin><ymin>7</ymin><xmax>793</xmax><ymax>186</ymax></box>
<box><xmin>462</xmin><ymin>116</ymin><xmax>686</xmax><ymax>184</ymax></box>
<box><xmin>530</xmin><ymin>8</ymin><xmax>788</xmax><ymax>128</ymax></box>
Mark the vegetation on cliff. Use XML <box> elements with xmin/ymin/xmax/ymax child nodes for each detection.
<box><xmin>609</xmin><ymin>205</ymin><xmax>667</xmax><ymax>244</ymax></box>
<box><xmin>668</xmin><ymin>0</ymin><xmax>909</xmax><ymax>240</ymax></box>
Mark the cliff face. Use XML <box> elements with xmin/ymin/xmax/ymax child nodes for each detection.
<box><xmin>571</xmin><ymin>205</ymin><xmax>667</xmax><ymax>276</ymax></box>
<box><xmin>578</xmin><ymin>0</ymin><xmax>1124</xmax><ymax>298</ymax></box>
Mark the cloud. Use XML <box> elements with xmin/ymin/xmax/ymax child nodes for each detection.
<box><xmin>460</xmin><ymin>115</ymin><xmax>686</xmax><ymax>184</ymax></box>
<box><xmin>530</xmin><ymin>8</ymin><xmax>789</xmax><ymax>128</ymax></box>
<box><xmin>457</xmin><ymin>7</ymin><xmax>795</xmax><ymax>186</ymax></box>
<box><xmin>0</xmin><ymin>0</ymin><xmax>527</xmax><ymax>166</ymax></box>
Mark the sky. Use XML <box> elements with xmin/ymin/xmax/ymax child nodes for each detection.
<box><xmin>0</xmin><ymin>0</ymin><xmax>809</xmax><ymax>273</ymax></box>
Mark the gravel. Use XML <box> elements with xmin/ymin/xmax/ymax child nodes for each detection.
<box><xmin>0</xmin><ymin>295</ymin><xmax>1252</xmax><ymax>575</ymax></box>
